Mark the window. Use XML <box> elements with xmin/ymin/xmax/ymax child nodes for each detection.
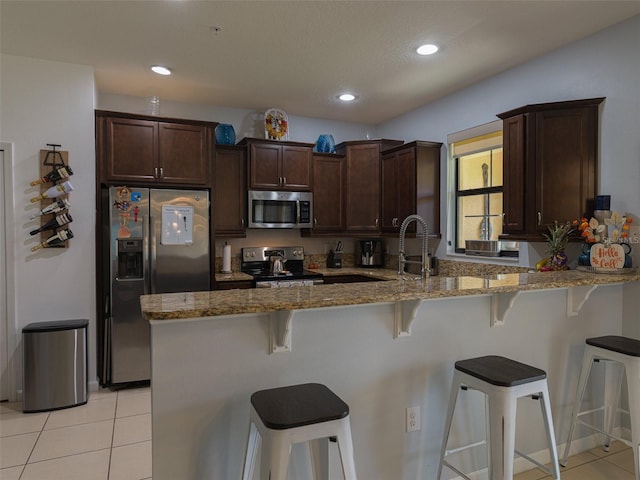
<box><xmin>449</xmin><ymin>122</ymin><xmax>518</xmax><ymax>256</ymax></box>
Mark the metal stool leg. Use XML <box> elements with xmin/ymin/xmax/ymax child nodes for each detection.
<box><xmin>626</xmin><ymin>360</ymin><xmax>640</xmax><ymax>480</ymax></box>
<box><xmin>562</xmin><ymin>347</ymin><xmax>596</xmax><ymax>466</ymax></box>
<box><xmin>488</xmin><ymin>390</ymin><xmax>517</xmax><ymax>480</ymax></box>
<box><xmin>603</xmin><ymin>360</ymin><xmax>624</xmax><ymax>451</ymax></box>
<box><xmin>539</xmin><ymin>384</ymin><xmax>561</xmax><ymax>479</ymax></box>
<box><xmin>242</xmin><ymin>421</ymin><xmax>260</xmax><ymax>480</ymax></box>
<box><xmin>336</xmin><ymin>418</ymin><xmax>358</xmax><ymax>480</ymax></box>
<box><xmin>268</xmin><ymin>432</ymin><xmax>292</xmax><ymax>480</ymax></box>
<box><xmin>309</xmin><ymin>438</ymin><xmax>329</xmax><ymax>480</ymax></box>
<box><xmin>437</xmin><ymin>374</ymin><xmax>462</xmax><ymax>479</ymax></box>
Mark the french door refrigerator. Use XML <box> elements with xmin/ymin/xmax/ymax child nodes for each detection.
<box><xmin>105</xmin><ymin>187</ymin><xmax>210</xmax><ymax>385</ymax></box>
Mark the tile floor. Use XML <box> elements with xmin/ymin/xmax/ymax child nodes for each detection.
<box><xmin>1</xmin><ymin>386</ymin><xmax>151</xmax><ymax>480</ymax></box>
<box><xmin>1</xmin><ymin>385</ymin><xmax>636</xmax><ymax>479</ymax></box>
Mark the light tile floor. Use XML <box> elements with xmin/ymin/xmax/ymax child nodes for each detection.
<box><xmin>1</xmin><ymin>386</ymin><xmax>636</xmax><ymax>479</ymax></box>
<box><xmin>1</xmin><ymin>386</ymin><xmax>151</xmax><ymax>480</ymax></box>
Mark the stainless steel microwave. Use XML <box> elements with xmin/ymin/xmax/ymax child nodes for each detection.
<box><xmin>248</xmin><ymin>190</ymin><xmax>313</xmax><ymax>228</ymax></box>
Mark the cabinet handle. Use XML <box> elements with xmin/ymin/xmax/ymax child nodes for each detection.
<box><xmin>537</xmin><ymin>211</ymin><xmax>542</xmax><ymax>226</ymax></box>
<box><xmin>314</xmin><ymin>218</ymin><xmax>318</xmax><ymax>225</ymax></box>
<box><xmin>241</xmin><ymin>218</ymin><xmax>245</xmax><ymax>227</ymax></box>
<box><xmin>283</xmin><ymin>176</ymin><xmax>286</xmax><ymax>185</ymax></box>
<box><xmin>154</xmin><ymin>167</ymin><xmax>158</xmax><ymax>178</ymax></box>
<box><xmin>160</xmin><ymin>167</ymin><xmax>164</xmax><ymax>178</ymax></box>
<box><xmin>502</xmin><ymin>213</ymin><xmax>506</xmax><ymax>226</ymax></box>
<box><xmin>375</xmin><ymin>218</ymin><xmax>379</xmax><ymax>227</ymax></box>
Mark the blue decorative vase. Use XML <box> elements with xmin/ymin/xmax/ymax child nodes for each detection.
<box><xmin>623</xmin><ymin>243</ymin><xmax>633</xmax><ymax>268</ymax></box>
<box><xmin>215</xmin><ymin>124</ymin><xmax>236</xmax><ymax>145</ymax></box>
<box><xmin>578</xmin><ymin>243</ymin><xmax>592</xmax><ymax>266</ymax></box>
<box><xmin>315</xmin><ymin>134</ymin><xmax>335</xmax><ymax>153</ymax></box>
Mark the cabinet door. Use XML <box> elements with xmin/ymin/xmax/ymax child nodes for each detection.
<box><xmin>534</xmin><ymin>107</ymin><xmax>596</xmax><ymax>231</ymax></box>
<box><xmin>105</xmin><ymin>117</ymin><xmax>158</xmax><ymax>182</ymax></box>
<box><xmin>312</xmin><ymin>155</ymin><xmax>344</xmax><ymax>231</ymax></box>
<box><xmin>345</xmin><ymin>144</ymin><xmax>380</xmax><ymax>232</ymax></box>
<box><xmin>396</xmin><ymin>148</ymin><xmax>417</xmax><ymax>231</ymax></box>
<box><xmin>158</xmin><ymin>123</ymin><xmax>209</xmax><ymax>185</ymax></box>
<box><xmin>502</xmin><ymin>114</ymin><xmax>526</xmax><ymax>233</ymax></box>
<box><xmin>380</xmin><ymin>152</ymin><xmax>398</xmax><ymax>231</ymax></box>
<box><xmin>249</xmin><ymin>143</ymin><xmax>281</xmax><ymax>189</ymax></box>
<box><xmin>281</xmin><ymin>145</ymin><xmax>312</xmax><ymax>190</ymax></box>
<box><xmin>214</xmin><ymin>146</ymin><xmax>246</xmax><ymax>236</ymax></box>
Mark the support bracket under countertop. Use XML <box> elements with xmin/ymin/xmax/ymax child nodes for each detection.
<box><xmin>490</xmin><ymin>291</ymin><xmax>522</xmax><ymax>327</ymax></box>
<box><xmin>394</xmin><ymin>299</ymin><xmax>426</xmax><ymax>338</ymax></box>
<box><xmin>269</xmin><ymin>310</ymin><xmax>296</xmax><ymax>353</ymax></box>
<box><xmin>566</xmin><ymin>285</ymin><xmax>599</xmax><ymax>317</ymax></box>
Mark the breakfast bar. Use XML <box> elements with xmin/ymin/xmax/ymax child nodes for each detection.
<box><xmin>141</xmin><ymin>269</ymin><xmax>640</xmax><ymax>479</ymax></box>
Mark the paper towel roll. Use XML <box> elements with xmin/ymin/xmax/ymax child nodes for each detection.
<box><xmin>222</xmin><ymin>244</ymin><xmax>232</xmax><ymax>273</ymax></box>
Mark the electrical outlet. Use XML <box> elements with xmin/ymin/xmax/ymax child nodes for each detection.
<box><xmin>406</xmin><ymin>406</ymin><xmax>420</xmax><ymax>432</ymax></box>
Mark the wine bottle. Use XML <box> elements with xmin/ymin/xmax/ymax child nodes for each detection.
<box><xmin>29</xmin><ymin>213</ymin><xmax>73</xmax><ymax>236</ymax></box>
<box><xmin>29</xmin><ymin>165</ymin><xmax>74</xmax><ymax>186</ymax></box>
<box><xmin>29</xmin><ymin>181</ymin><xmax>73</xmax><ymax>203</ymax></box>
<box><xmin>30</xmin><ymin>198</ymin><xmax>71</xmax><ymax>219</ymax></box>
<box><xmin>31</xmin><ymin>228</ymin><xmax>74</xmax><ymax>252</ymax></box>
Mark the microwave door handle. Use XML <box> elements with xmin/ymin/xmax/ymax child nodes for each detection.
<box><xmin>296</xmin><ymin>200</ymin><xmax>301</xmax><ymax>224</ymax></box>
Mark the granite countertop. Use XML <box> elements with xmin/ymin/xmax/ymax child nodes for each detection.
<box><xmin>141</xmin><ymin>268</ymin><xmax>640</xmax><ymax>321</ymax></box>
<box><xmin>214</xmin><ymin>271</ymin><xmax>253</xmax><ymax>282</ymax></box>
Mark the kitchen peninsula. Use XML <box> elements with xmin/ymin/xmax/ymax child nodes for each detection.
<box><xmin>142</xmin><ymin>269</ymin><xmax>640</xmax><ymax>479</ymax></box>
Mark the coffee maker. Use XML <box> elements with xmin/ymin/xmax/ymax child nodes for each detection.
<box><xmin>356</xmin><ymin>239</ymin><xmax>384</xmax><ymax>268</ymax></box>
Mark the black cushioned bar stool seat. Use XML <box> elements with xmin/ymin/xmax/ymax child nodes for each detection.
<box><xmin>438</xmin><ymin>355</ymin><xmax>560</xmax><ymax>480</ymax></box>
<box><xmin>242</xmin><ymin>383</ymin><xmax>357</xmax><ymax>480</ymax></box>
<box><xmin>455</xmin><ymin>355</ymin><xmax>547</xmax><ymax>387</ymax></box>
<box><xmin>586</xmin><ymin>335</ymin><xmax>640</xmax><ymax>357</ymax></box>
<box><xmin>251</xmin><ymin>383</ymin><xmax>349</xmax><ymax>430</ymax></box>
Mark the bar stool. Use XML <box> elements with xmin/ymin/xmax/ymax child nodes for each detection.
<box><xmin>241</xmin><ymin>383</ymin><xmax>357</xmax><ymax>480</ymax></box>
<box><xmin>562</xmin><ymin>336</ymin><xmax>640</xmax><ymax>480</ymax></box>
<box><xmin>438</xmin><ymin>355</ymin><xmax>561</xmax><ymax>480</ymax></box>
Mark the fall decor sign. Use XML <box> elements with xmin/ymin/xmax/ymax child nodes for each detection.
<box><xmin>590</xmin><ymin>243</ymin><xmax>625</xmax><ymax>269</ymax></box>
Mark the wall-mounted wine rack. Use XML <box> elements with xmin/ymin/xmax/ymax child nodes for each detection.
<box><xmin>29</xmin><ymin>144</ymin><xmax>74</xmax><ymax>251</ymax></box>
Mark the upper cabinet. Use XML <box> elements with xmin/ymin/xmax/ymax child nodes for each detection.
<box><xmin>498</xmin><ymin>98</ymin><xmax>604</xmax><ymax>239</ymax></box>
<box><xmin>96</xmin><ymin>110</ymin><xmax>216</xmax><ymax>186</ymax></box>
<box><xmin>240</xmin><ymin>138</ymin><xmax>313</xmax><ymax>191</ymax></box>
<box><xmin>381</xmin><ymin>141</ymin><xmax>442</xmax><ymax>236</ymax></box>
<box><xmin>336</xmin><ymin>140</ymin><xmax>403</xmax><ymax>235</ymax></box>
<box><xmin>310</xmin><ymin>153</ymin><xmax>345</xmax><ymax>233</ymax></box>
<box><xmin>214</xmin><ymin>145</ymin><xmax>247</xmax><ymax>237</ymax></box>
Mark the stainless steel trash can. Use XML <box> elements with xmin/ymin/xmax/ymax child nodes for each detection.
<box><xmin>22</xmin><ymin>319</ymin><xmax>88</xmax><ymax>413</ymax></box>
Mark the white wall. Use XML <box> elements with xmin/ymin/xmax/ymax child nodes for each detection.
<box><xmin>378</xmin><ymin>14</ymin><xmax>640</xmax><ymax>269</ymax></box>
<box><xmin>98</xmin><ymin>93</ymin><xmax>377</xmax><ymax>146</ymax></box>
<box><xmin>1</xmin><ymin>54</ymin><xmax>97</xmax><ymax>397</ymax></box>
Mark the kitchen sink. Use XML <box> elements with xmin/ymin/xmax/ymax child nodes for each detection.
<box><xmin>321</xmin><ymin>274</ymin><xmax>387</xmax><ymax>284</ymax></box>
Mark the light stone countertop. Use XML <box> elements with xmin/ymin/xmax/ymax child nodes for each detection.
<box><xmin>141</xmin><ymin>268</ymin><xmax>640</xmax><ymax>321</ymax></box>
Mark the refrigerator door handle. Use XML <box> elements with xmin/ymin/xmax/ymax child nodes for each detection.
<box><xmin>148</xmin><ymin>215</ymin><xmax>157</xmax><ymax>294</ymax></box>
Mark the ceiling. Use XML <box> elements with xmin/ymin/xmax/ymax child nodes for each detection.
<box><xmin>2</xmin><ymin>1</ymin><xmax>640</xmax><ymax>124</ymax></box>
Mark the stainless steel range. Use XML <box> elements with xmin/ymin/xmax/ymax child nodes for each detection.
<box><xmin>241</xmin><ymin>246</ymin><xmax>323</xmax><ymax>288</ymax></box>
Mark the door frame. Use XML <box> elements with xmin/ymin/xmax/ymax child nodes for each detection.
<box><xmin>1</xmin><ymin>142</ymin><xmax>18</xmax><ymax>401</ymax></box>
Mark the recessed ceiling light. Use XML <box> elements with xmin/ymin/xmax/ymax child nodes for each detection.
<box><xmin>151</xmin><ymin>65</ymin><xmax>172</xmax><ymax>75</ymax></box>
<box><xmin>416</xmin><ymin>44</ymin><xmax>439</xmax><ymax>56</ymax></box>
<box><xmin>338</xmin><ymin>93</ymin><xmax>356</xmax><ymax>102</ymax></box>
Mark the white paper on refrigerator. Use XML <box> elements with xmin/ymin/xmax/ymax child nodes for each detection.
<box><xmin>161</xmin><ymin>205</ymin><xmax>194</xmax><ymax>245</ymax></box>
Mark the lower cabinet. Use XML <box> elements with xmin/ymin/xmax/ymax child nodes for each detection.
<box><xmin>214</xmin><ymin>145</ymin><xmax>246</xmax><ymax>237</ymax></box>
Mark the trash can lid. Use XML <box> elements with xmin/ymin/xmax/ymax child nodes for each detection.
<box><xmin>23</xmin><ymin>319</ymin><xmax>89</xmax><ymax>333</ymax></box>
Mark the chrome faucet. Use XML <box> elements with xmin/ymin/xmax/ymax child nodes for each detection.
<box><xmin>398</xmin><ymin>214</ymin><xmax>430</xmax><ymax>279</ymax></box>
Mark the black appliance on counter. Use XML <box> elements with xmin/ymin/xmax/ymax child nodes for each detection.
<box><xmin>356</xmin><ymin>239</ymin><xmax>384</xmax><ymax>267</ymax></box>
<box><xmin>241</xmin><ymin>246</ymin><xmax>323</xmax><ymax>288</ymax></box>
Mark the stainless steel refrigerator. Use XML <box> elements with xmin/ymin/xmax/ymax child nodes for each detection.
<box><xmin>105</xmin><ymin>187</ymin><xmax>210</xmax><ymax>385</ymax></box>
